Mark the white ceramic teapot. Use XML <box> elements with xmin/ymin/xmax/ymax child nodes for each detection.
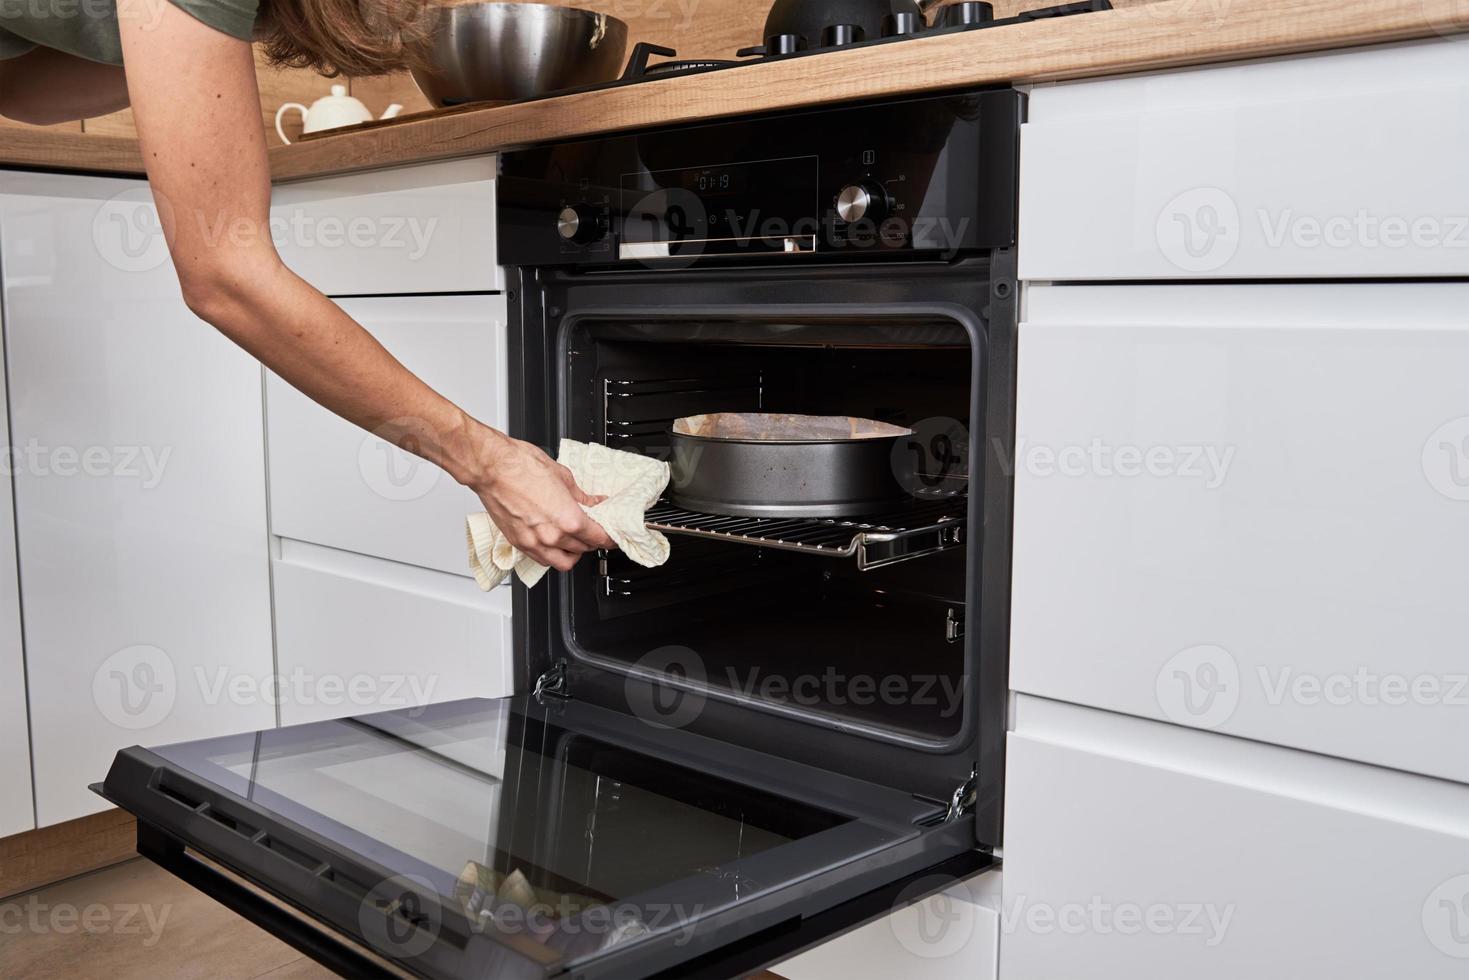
<box><xmin>275</xmin><ymin>85</ymin><xmax>403</xmax><ymax>144</ymax></box>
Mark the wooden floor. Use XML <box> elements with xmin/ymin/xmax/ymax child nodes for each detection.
<box><xmin>0</xmin><ymin>858</ymin><xmax>334</xmax><ymax>980</ymax></box>
<box><xmin>0</xmin><ymin>858</ymin><xmax>792</xmax><ymax>979</ymax></box>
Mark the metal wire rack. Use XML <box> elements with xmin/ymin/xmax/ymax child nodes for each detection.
<box><xmin>644</xmin><ymin>491</ymin><xmax>967</xmax><ymax>571</ymax></box>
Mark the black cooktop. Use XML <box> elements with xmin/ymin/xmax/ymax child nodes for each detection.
<box><xmin>469</xmin><ymin>0</ymin><xmax>1111</xmax><ymax>106</ymax></box>
<box><xmin>622</xmin><ymin>0</ymin><xmax>1111</xmax><ymax>80</ymax></box>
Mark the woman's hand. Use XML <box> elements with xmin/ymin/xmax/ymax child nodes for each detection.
<box><xmin>475</xmin><ymin>437</ymin><xmax>616</xmax><ymax>572</ymax></box>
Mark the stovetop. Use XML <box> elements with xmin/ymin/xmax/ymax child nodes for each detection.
<box><xmin>510</xmin><ymin>1</ymin><xmax>1111</xmax><ymax>104</ymax></box>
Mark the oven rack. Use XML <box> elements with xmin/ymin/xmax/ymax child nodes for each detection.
<box><xmin>644</xmin><ymin>492</ymin><xmax>967</xmax><ymax>571</ymax></box>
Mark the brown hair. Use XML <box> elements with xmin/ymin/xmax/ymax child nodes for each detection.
<box><xmin>256</xmin><ymin>0</ymin><xmax>437</xmax><ymax>78</ymax></box>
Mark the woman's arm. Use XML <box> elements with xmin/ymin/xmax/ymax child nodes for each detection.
<box><xmin>117</xmin><ymin>4</ymin><xmax>614</xmax><ymax>571</ymax></box>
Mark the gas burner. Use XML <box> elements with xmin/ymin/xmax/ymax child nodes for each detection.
<box><xmin>644</xmin><ymin>59</ymin><xmax>739</xmax><ymax>76</ymax></box>
<box><xmin>620</xmin><ymin>43</ymin><xmax>738</xmax><ymax>80</ymax></box>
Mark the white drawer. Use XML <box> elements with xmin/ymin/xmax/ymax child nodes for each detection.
<box><xmin>1019</xmin><ymin>41</ymin><xmax>1469</xmax><ymax>280</ymax></box>
<box><xmin>270</xmin><ymin>157</ymin><xmax>502</xmax><ymax>295</ymax></box>
<box><xmin>1011</xmin><ymin>283</ymin><xmax>1469</xmax><ymax>783</ymax></box>
<box><xmin>271</xmin><ymin>541</ymin><xmax>514</xmax><ymax>727</ymax></box>
<box><xmin>1001</xmin><ymin>697</ymin><xmax>1469</xmax><ymax>980</ymax></box>
<box><xmin>777</xmin><ymin>872</ymin><xmax>999</xmax><ymax>980</ymax></box>
<box><xmin>266</xmin><ymin>293</ymin><xmax>507</xmax><ymax>577</ymax></box>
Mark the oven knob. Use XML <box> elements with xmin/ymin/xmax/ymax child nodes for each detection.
<box><xmin>883</xmin><ymin>11</ymin><xmax>925</xmax><ymax>37</ymax></box>
<box><xmin>820</xmin><ymin>23</ymin><xmax>865</xmax><ymax>47</ymax></box>
<box><xmin>835</xmin><ymin>181</ymin><xmax>889</xmax><ymax>224</ymax></box>
<box><xmin>557</xmin><ymin>204</ymin><xmax>604</xmax><ymax>244</ymax></box>
<box><xmin>941</xmin><ymin>1</ymin><xmax>995</xmax><ymax>28</ymax></box>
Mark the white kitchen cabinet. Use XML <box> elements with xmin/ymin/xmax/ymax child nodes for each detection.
<box><xmin>0</xmin><ymin>173</ymin><xmax>276</xmax><ymax>826</ymax></box>
<box><xmin>265</xmin><ymin>294</ymin><xmax>508</xmax><ymax>577</ymax></box>
<box><xmin>271</xmin><ymin>540</ymin><xmax>513</xmax><ymax>727</ymax></box>
<box><xmin>270</xmin><ymin>157</ymin><xmax>502</xmax><ymax>296</ymax></box>
<box><xmin>1019</xmin><ymin>40</ymin><xmax>1469</xmax><ymax>280</ymax></box>
<box><xmin>1011</xmin><ymin>283</ymin><xmax>1469</xmax><ymax>785</ymax></box>
<box><xmin>0</xmin><ymin>315</ymin><xmax>32</xmax><ymax>839</ymax></box>
<box><xmin>1001</xmin><ymin>695</ymin><xmax>1469</xmax><ymax>979</ymax></box>
<box><xmin>777</xmin><ymin>872</ymin><xmax>1000</xmax><ymax>980</ymax></box>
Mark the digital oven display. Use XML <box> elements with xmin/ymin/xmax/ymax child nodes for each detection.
<box><xmin>619</xmin><ymin>155</ymin><xmax>820</xmax><ymax>259</ymax></box>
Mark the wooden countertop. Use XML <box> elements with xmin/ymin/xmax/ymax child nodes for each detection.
<box><xmin>3</xmin><ymin>0</ymin><xmax>1466</xmax><ymax>182</ymax></box>
<box><xmin>0</xmin><ymin>126</ymin><xmax>145</xmax><ymax>177</ymax></box>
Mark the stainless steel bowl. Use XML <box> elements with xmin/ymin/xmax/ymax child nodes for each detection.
<box><xmin>410</xmin><ymin>3</ymin><xmax>630</xmax><ymax>107</ymax></box>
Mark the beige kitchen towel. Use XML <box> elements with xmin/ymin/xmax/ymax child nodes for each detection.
<box><xmin>467</xmin><ymin>440</ymin><xmax>672</xmax><ymax>590</ymax></box>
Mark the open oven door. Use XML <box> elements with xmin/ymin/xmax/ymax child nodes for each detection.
<box><xmin>97</xmin><ymin>691</ymin><xmax>990</xmax><ymax>980</ymax></box>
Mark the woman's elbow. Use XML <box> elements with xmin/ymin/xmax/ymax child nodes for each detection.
<box><xmin>177</xmin><ymin>270</ymin><xmax>234</xmax><ymax>324</ymax></box>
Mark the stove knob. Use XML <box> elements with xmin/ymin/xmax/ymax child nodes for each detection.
<box><xmin>883</xmin><ymin>11</ymin><xmax>925</xmax><ymax>37</ymax></box>
<box><xmin>836</xmin><ymin>181</ymin><xmax>890</xmax><ymax>224</ymax></box>
<box><xmin>941</xmin><ymin>1</ymin><xmax>995</xmax><ymax>27</ymax></box>
<box><xmin>763</xmin><ymin>32</ymin><xmax>807</xmax><ymax>55</ymax></box>
<box><xmin>820</xmin><ymin>23</ymin><xmax>865</xmax><ymax>47</ymax></box>
<box><xmin>557</xmin><ymin>204</ymin><xmax>604</xmax><ymax>244</ymax></box>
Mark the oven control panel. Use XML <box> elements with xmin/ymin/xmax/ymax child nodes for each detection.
<box><xmin>497</xmin><ymin>88</ymin><xmax>1022</xmax><ymax>268</ymax></box>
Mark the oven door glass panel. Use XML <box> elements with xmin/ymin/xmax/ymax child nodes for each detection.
<box><xmin>101</xmin><ymin>694</ymin><xmax>956</xmax><ymax>979</ymax></box>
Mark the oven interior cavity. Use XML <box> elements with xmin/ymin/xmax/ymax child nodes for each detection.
<box><xmin>561</xmin><ymin>317</ymin><xmax>977</xmax><ymax>744</ymax></box>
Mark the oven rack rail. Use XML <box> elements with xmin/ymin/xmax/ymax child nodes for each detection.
<box><xmin>644</xmin><ymin>492</ymin><xmax>966</xmax><ymax>571</ymax></box>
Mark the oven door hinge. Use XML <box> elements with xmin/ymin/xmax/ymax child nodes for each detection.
<box><xmin>534</xmin><ymin>661</ymin><xmax>571</xmax><ymax>703</ymax></box>
<box><xmin>945</xmin><ymin>768</ymin><xmax>979</xmax><ymax>823</ymax></box>
<box><xmin>945</xmin><ymin>607</ymin><xmax>966</xmax><ymax>644</ymax></box>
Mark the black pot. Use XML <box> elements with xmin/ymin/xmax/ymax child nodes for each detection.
<box><xmin>762</xmin><ymin>0</ymin><xmax>925</xmax><ymax>48</ymax></box>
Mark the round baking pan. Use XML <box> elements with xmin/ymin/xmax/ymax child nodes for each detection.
<box><xmin>668</xmin><ymin>428</ymin><xmax>917</xmax><ymax>518</ymax></box>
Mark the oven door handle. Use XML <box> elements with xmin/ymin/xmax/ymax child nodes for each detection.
<box><xmin>619</xmin><ymin>234</ymin><xmax>817</xmax><ymax>261</ymax></box>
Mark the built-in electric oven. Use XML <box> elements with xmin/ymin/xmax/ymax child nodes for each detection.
<box><xmin>97</xmin><ymin>88</ymin><xmax>1022</xmax><ymax>979</ymax></box>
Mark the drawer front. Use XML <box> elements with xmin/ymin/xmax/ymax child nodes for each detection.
<box><xmin>1002</xmin><ymin>697</ymin><xmax>1469</xmax><ymax>980</ymax></box>
<box><xmin>266</xmin><ymin>294</ymin><xmax>507</xmax><ymax>577</ymax></box>
<box><xmin>1011</xmin><ymin>283</ymin><xmax>1469</xmax><ymax>783</ymax></box>
<box><xmin>777</xmin><ymin>872</ymin><xmax>999</xmax><ymax>980</ymax></box>
<box><xmin>1019</xmin><ymin>41</ymin><xmax>1469</xmax><ymax>280</ymax></box>
<box><xmin>271</xmin><ymin>542</ymin><xmax>513</xmax><ymax>727</ymax></box>
<box><xmin>270</xmin><ymin>157</ymin><xmax>502</xmax><ymax>296</ymax></box>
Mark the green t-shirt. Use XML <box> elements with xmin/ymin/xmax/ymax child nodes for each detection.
<box><xmin>0</xmin><ymin>0</ymin><xmax>258</xmax><ymax>66</ymax></box>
